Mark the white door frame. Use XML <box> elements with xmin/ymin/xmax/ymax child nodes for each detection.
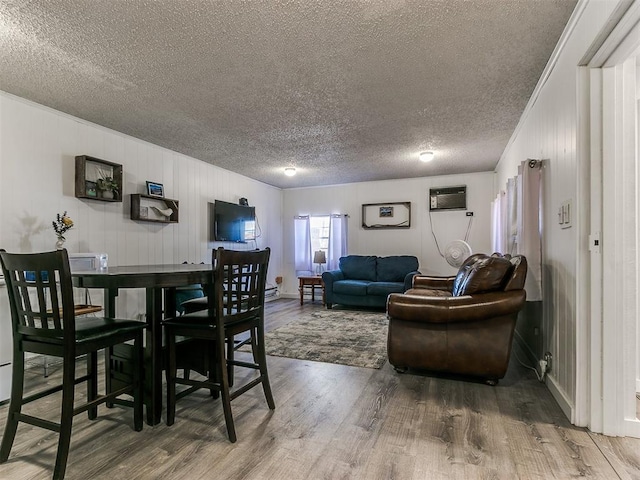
<box><xmin>579</xmin><ymin>4</ymin><xmax>640</xmax><ymax>436</ymax></box>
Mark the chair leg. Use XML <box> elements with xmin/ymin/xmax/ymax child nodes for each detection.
<box><xmin>165</xmin><ymin>328</ymin><xmax>177</xmax><ymax>427</ymax></box>
<box><xmin>226</xmin><ymin>336</ymin><xmax>234</xmax><ymax>387</ymax></box>
<box><xmin>133</xmin><ymin>333</ymin><xmax>144</xmax><ymax>432</ymax></box>
<box><xmin>53</xmin><ymin>357</ymin><xmax>76</xmax><ymax>480</ymax></box>
<box><xmin>217</xmin><ymin>333</ymin><xmax>236</xmax><ymax>443</ymax></box>
<box><xmin>208</xmin><ymin>343</ymin><xmax>219</xmax><ymax>399</ymax></box>
<box><xmin>105</xmin><ymin>347</ymin><xmax>114</xmax><ymax>408</ymax></box>
<box><xmin>87</xmin><ymin>351</ymin><xmax>98</xmax><ymax>420</ymax></box>
<box><xmin>254</xmin><ymin>326</ymin><xmax>275</xmax><ymax>410</ymax></box>
<box><xmin>0</xmin><ymin>351</ymin><xmax>25</xmax><ymax>463</ymax></box>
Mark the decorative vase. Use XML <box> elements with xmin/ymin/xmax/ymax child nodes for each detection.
<box><xmin>55</xmin><ymin>238</ymin><xmax>65</xmax><ymax>250</ymax></box>
<box><xmin>100</xmin><ymin>189</ymin><xmax>114</xmax><ymax>200</ymax></box>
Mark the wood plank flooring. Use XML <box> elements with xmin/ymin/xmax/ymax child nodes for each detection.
<box><xmin>1</xmin><ymin>298</ymin><xmax>639</xmax><ymax>479</ymax></box>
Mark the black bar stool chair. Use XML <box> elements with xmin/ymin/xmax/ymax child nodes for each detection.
<box><xmin>164</xmin><ymin>247</ymin><xmax>274</xmax><ymax>442</ymax></box>
<box><xmin>0</xmin><ymin>249</ymin><xmax>145</xmax><ymax>480</ymax></box>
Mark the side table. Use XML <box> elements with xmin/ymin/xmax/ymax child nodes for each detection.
<box><xmin>298</xmin><ymin>275</ymin><xmax>325</xmax><ymax>305</ymax></box>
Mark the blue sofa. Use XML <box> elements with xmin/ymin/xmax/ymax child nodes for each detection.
<box><xmin>322</xmin><ymin>255</ymin><xmax>420</xmax><ymax>309</ymax></box>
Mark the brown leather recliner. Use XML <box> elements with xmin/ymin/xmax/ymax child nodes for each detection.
<box><xmin>386</xmin><ymin>253</ymin><xmax>527</xmax><ymax>385</ymax></box>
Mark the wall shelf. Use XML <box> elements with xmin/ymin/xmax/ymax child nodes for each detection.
<box><xmin>75</xmin><ymin>155</ymin><xmax>123</xmax><ymax>202</ymax></box>
<box><xmin>130</xmin><ymin>194</ymin><xmax>179</xmax><ymax>223</ymax></box>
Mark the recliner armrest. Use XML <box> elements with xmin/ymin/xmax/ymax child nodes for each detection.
<box><xmin>387</xmin><ymin>290</ymin><xmax>526</xmax><ymax>324</ymax></box>
<box><xmin>412</xmin><ymin>275</ymin><xmax>456</xmax><ymax>291</ymax></box>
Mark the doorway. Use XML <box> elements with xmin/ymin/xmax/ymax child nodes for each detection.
<box><xmin>580</xmin><ymin>13</ymin><xmax>640</xmax><ymax>437</ymax></box>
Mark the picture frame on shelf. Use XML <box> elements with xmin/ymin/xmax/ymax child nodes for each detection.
<box><xmin>379</xmin><ymin>206</ymin><xmax>394</xmax><ymax>217</ymax></box>
<box><xmin>146</xmin><ymin>181</ymin><xmax>164</xmax><ymax>198</ymax></box>
<box><xmin>85</xmin><ymin>180</ymin><xmax>97</xmax><ymax>198</ymax></box>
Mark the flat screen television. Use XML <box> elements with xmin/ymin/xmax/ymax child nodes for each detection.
<box><xmin>210</xmin><ymin>200</ymin><xmax>256</xmax><ymax>243</ymax></box>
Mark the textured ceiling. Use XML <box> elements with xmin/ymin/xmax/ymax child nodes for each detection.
<box><xmin>0</xmin><ymin>0</ymin><xmax>577</xmax><ymax>188</ymax></box>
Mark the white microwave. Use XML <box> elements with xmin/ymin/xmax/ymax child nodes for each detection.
<box><xmin>68</xmin><ymin>253</ymin><xmax>108</xmax><ymax>272</ymax></box>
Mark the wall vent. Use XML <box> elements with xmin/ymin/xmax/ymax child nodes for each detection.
<box><xmin>429</xmin><ymin>186</ymin><xmax>467</xmax><ymax>211</ymax></box>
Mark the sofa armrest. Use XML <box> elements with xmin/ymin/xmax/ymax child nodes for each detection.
<box><xmin>412</xmin><ymin>275</ymin><xmax>456</xmax><ymax>291</ymax></box>
<box><xmin>321</xmin><ymin>270</ymin><xmax>344</xmax><ymax>290</ymax></box>
<box><xmin>403</xmin><ymin>271</ymin><xmax>421</xmax><ymax>291</ymax></box>
<box><xmin>387</xmin><ymin>290</ymin><xmax>526</xmax><ymax>324</ymax></box>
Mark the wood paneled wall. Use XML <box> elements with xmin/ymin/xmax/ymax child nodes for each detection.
<box><xmin>494</xmin><ymin>0</ymin><xmax>622</xmax><ymax>422</ymax></box>
<box><xmin>0</xmin><ymin>92</ymin><xmax>283</xmax><ymax>320</ymax></box>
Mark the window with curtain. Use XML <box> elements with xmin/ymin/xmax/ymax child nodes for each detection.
<box><xmin>294</xmin><ymin>214</ymin><xmax>348</xmax><ymax>274</ymax></box>
<box><xmin>491</xmin><ymin>159</ymin><xmax>542</xmax><ymax>301</ymax></box>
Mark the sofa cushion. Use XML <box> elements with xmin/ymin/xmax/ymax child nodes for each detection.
<box><xmin>333</xmin><ymin>279</ymin><xmax>370</xmax><ymax>296</ymax></box>
<box><xmin>367</xmin><ymin>281</ymin><xmax>405</xmax><ymax>296</ymax></box>
<box><xmin>376</xmin><ymin>256</ymin><xmax>419</xmax><ymax>282</ymax></box>
<box><xmin>339</xmin><ymin>255</ymin><xmax>377</xmax><ymax>281</ymax></box>
<box><xmin>453</xmin><ymin>256</ymin><xmax>512</xmax><ymax>296</ymax></box>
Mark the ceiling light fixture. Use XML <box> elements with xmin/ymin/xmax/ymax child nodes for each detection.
<box><xmin>284</xmin><ymin>167</ymin><xmax>297</xmax><ymax>176</ymax></box>
<box><xmin>419</xmin><ymin>151</ymin><xmax>435</xmax><ymax>162</ymax></box>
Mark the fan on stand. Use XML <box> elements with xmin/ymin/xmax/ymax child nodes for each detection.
<box><xmin>444</xmin><ymin>240</ymin><xmax>472</xmax><ymax>268</ymax></box>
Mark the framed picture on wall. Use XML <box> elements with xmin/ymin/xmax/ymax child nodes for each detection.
<box><xmin>379</xmin><ymin>206</ymin><xmax>394</xmax><ymax>217</ymax></box>
<box><xmin>146</xmin><ymin>181</ymin><xmax>164</xmax><ymax>198</ymax></box>
<box><xmin>362</xmin><ymin>202</ymin><xmax>411</xmax><ymax>229</ymax></box>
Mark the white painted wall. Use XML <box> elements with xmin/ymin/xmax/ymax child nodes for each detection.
<box><xmin>494</xmin><ymin>0</ymin><xmax>621</xmax><ymax>421</ymax></box>
<box><xmin>281</xmin><ymin>172</ymin><xmax>494</xmax><ymax>297</ymax></box>
<box><xmin>0</xmin><ymin>92</ymin><xmax>283</xmax><ymax>319</ymax></box>
<box><xmin>637</xmin><ymin>59</ymin><xmax>640</xmax><ymax>395</ymax></box>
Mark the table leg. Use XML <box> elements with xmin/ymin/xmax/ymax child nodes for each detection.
<box><xmin>299</xmin><ymin>279</ymin><xmax>303</xmax><ymax>306</ymax></box>
<box><xmin>104</xmin><ymin>288</ymin><xmax>117</xmax><ymax>318</ymax></box>
<box><xmin>104</xmin><ymin>288</ymin><xmax>118</xmax><ymax>408</ymax></box>
<box><xmin>311</xmin><ymin>283</ymin><xmax>315</xmax><ymax>302</ymax></box>
<box><xmin>146</xmin><ymin>287</ymin><xmax>163</xmax><ymax>425</ymax></box>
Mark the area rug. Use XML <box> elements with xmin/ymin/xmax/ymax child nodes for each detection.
<box><xmin>243</xmin><ymin>309</ymin><xmax>389</xmax><ymax>369</ymax></box>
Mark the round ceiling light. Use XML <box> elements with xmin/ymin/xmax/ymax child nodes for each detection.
<box><xmin>284</xmin><ymin>167</ymin><xmax>297</xmax><ymax>177</ymax></box>
<box><xmin>419</xmin><ymin>151</ymin><xmax>435</xmax><ymax>162</ymax></box>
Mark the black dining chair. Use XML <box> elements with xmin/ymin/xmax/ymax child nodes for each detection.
<box><xmin>0</xmin><ymin>249</ymin><xmax>145</xmax><ymax>480</ymax></box>
<box><xmin>164</xmin><ymin>247</ymin><xmax>274</xmax><ymax>442</ymax></box>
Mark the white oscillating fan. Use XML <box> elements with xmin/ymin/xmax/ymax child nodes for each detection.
<box><xmin>444</xmin><ymin>240</ymin><xmax>472</xmax><ymax>268</ymax></box>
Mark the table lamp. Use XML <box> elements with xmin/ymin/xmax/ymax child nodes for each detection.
<box><xmin>314</xmin><ymin>250</ymin><xmax>327</xmax><ymax>275</ymax></box>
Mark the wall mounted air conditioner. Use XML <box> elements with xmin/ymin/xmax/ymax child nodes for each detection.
<box><xmin>429</xmin><ymin>185</ymin><xmax>467</xmax><ymax>211</ymax></box>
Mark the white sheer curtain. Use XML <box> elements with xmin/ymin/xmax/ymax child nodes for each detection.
<box><xmin>294</xmin><ymin>216</ymin><xmax>312</xmax><ymax>273</ymax></box>
<box><xmin>491</xmin><ymin>160</ymin><xmax>543</xmax><ymax>301</ymax></box>
<box><xmin>491</xmin><ymin>191</ymin><xmax>506</xmax><ymax>253</ymax></box>
<box><xmin>517</xmin><ymin>161</ymin><xmax>542</xmax><ymax>301</ymax></box>
<box><xmin>327</xmin><ymin>214</ymin><xmax>348</xmax><ymax>271</ymax></box>
<box><xmin>507</xmin><ymin>176</ymin><xmax>518</xmax><ymax>254</ymax></box>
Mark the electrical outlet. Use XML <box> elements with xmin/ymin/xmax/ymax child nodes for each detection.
<box><xmin>466</xmin><ymin>211</ymin><xmax>474</xmax><ymax>216</ymax></box>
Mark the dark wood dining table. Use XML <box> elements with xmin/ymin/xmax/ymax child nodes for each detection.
<box><xmin>72</xmin><ymin>264</ymin><xmax>212</xmax><ymax>425</ymax></box>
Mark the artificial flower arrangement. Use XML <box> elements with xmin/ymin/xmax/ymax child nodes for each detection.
<box><xmin>52</xmin><ymin>211</ymin><xmax>74</xmax><ymax>242</ymax></box>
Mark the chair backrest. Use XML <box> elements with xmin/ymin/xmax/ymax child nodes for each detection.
<box><xmin>211</xmin><ymin>247</ymin><xmax>271</xmax><ymax>323</ymax></box>
<box><xmin>0</xmin><ymin>249</ymin><xmax>76</xmax><ymax>344</ymax></box>
<box><xmin>503</xmin><ymin>255</ymin><xmax>528</xmax><ymax>291</ymax></box>
<box><xmin>452</xmin><ymin>253</ymin><xmax>526</xmax><ymax>297</ymax></box>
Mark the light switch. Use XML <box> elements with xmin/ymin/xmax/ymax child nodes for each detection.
<box><xmin>560</xmin><ymin>199</ymin><xmax>572</xmax><ymax>229</ymax></box>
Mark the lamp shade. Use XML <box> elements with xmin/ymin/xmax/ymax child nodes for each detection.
<box><xmin>313</xmin><ymin>250</ymin><xmax>326</xmax><ymax>264</ymax></box>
